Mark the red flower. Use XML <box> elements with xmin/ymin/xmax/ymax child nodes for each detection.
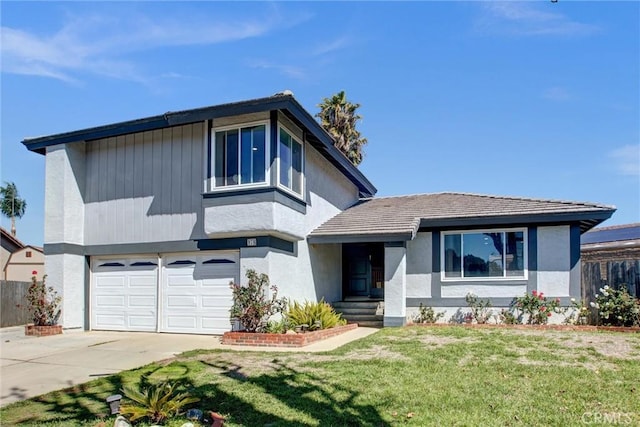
<box><xmin>555</xmin><ymin>298</ymin><xmax>561</xmax><ymax>303</ymax></box>
<box><xmin>540</xmin><ymin>306</ymin><xmax>547</xmax><ymax>312</ymax></box>
<box><xmin>32</xmin><ymin>270</ymin><xmax>38</xmax><ymax>275</ymax></box>
<box><xmin>532</xmin><ymin>290</ymin><xmax>538</xmax><ymax>297</ymax></box>
<box><xmin>547</xmin><ymin>312</ymin><xmax>552</xmax><ymax>317</ymax></box>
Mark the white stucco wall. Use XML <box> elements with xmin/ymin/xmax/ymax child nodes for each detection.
<box><xmin>406</xmin><ymin>232</ymin><xmax>432</xmax><ymax>298</ymax></box>
<box><xmin>384</xmin><ymin>245</ymin><xmax>407</xmax><ymax>326</ymax></box>
<box><xmin>45</xmin><ymin>253</ymin><xmax>86</xmax><ymax>329</ymax></box>
<box><xmin>537</xmin><ymin>225</ymin><xmax>571</xmax><ymax>296</ymax></box>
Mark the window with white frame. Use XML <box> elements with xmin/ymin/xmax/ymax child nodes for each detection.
<box><xmin>213</xmin><ymin>123</ymin><xmax>267</xmax><ymax>188</ymax></box>
<box><xmin>442</xmin><ymin>229</ymin><xmax>527</xmax><ymax>279</ymax></box>
<box><xmin>278</xmin><ymin>127</ymin><xmax>303</xmax><ymax>195</ymax></box>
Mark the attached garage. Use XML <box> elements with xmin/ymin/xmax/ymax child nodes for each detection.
<box><xmin>91</xmin><ymin>251</ymin><xmax>239</xmax><ymax>334</ymax></box>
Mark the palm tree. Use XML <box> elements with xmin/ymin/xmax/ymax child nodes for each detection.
<box><xmin>0</xmin><ymin>182</ymin><xmax>27</xmax><ymax>237</ymax></box>
<box><xmin>316</xmin><ymin>91</ymin><xmax>368</xmax><ymax>166</ymax></box>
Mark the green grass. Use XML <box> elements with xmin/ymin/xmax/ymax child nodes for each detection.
<box><xmin>2</xmin><ymin>326</ymin><xmax>639</xmax><ymax>426</ymax></box>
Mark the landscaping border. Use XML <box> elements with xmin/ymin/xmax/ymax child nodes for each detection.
<box><xmin>409</xmin><ymin>323</ymin><xmax>640</xmax><ymax>333</ymax></box>
<box><xmin>24</xmin><ymin>324</ymin><xmax>63</xmax><ymax>336</ymax></box>
<box><xmin>221</xmin><ymin>323</ymin><xmax>358</xmax><ymax>347</ymax></box>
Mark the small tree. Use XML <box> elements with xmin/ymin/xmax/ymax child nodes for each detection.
<box><xmin>25</xmin><ymin>272</ymin><xmax>61</xmax><ymax>326</ymax></box>
<box><xmin>230</xmin><ymin>270</ymin><xmax>286</xmax><ymax>332</ymax></box>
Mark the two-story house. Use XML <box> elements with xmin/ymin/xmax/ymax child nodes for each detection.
<box><xmin>23</xmin><ymin>93</ymin><xmax>615</xmax><ymax>333</ymax></box>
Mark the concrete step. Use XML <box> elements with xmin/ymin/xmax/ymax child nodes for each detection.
<box><xmin>333</xmin><ymin>301</ymin><xmax>381</xmax><ymax>310</ymax></box>
<box><xmin>343</xmin><ymin>314</ymin><xmax>384</xmax><ymax>324</ymax></box>
<box><xmin>335</xmin><ymin>307</ymin><xmax>379</xmax><ymax>315</ymax></box>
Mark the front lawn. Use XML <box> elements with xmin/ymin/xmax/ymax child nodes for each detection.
<box><xmin>2</xmin><ymin>326</ymin><xmax>639</xmax><ymax>426</ymax></box>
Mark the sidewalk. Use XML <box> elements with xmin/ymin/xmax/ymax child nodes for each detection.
<box><xmin>0</xmin><ymin>325</ymin><xmax>378</xmax><ymax>407</ymax></box>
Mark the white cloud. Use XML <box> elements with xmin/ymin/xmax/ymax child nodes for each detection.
<box><xmin>1</xmin><ymin>7</ymin><xmax>300</xmax><ymax>84</ymax></box>
<box><xmin>542</xmin><ymin>86</ymin><xmax>571</xmax><ymax>102</ymax></box>
<box><xmin>312</xmin><ymin>37</ymin><xmax>351</xmax><ymax>56</ymax></box>
<box><xmin>476</xmin><ymin>2</ymin><xmax>601</xmax><ymax>37</ymax></box>
<box><xmin>247</xmin><ymin>59</ymin><xmax>307</xmax><ymax>80</ymax></box>
<box><xmin>609</xmin><ymin>145</ymin><xmax>640</xmax><ymax>176</ymax></box>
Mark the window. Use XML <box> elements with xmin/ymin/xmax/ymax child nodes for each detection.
<box><xmin>279</xmin><ymin>127</ymin><xmax>303</xmax><ymax>194</ymax></box>
<box><xmin>442</xmin><ymin>229</ymin><xmax>526</xmax><ymax>279</ymax></box>
<box><xmin>26</xmin><ymin>251</ymin><xmax>32</xmax><ymax>258</ymax></box>
<box><xmin>213</xmin><ymin>124</ymin><xmax>267</xmax><ymax>188</ymax></box>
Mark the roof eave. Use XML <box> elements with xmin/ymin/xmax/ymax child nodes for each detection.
<box><xmin>21</xmin><ymin>94</ymin><xmax>377</xmax><ymax>197</ymax></box>
<box><xmin>418</xmin><ymin>209</ymin><xmax>616</xmax><ymax>233</ymax></box>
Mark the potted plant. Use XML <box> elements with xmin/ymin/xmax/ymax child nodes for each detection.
<box><xmin>23</xmin><ymin>271</ymin><xmax>62</xmax><ymax>336</ymax></box>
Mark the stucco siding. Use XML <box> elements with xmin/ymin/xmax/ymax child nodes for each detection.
<box><xmin>84</xmin><ymin>123</ymin><xmax>206</xmax><ymax>245</ymax></box>
<box><xmin>45</xmin><ymin>143</ymin><xmax>86</xmax><ymax>245</ymax></box>
<box><xmin>440</xmin><ymin>283</ymin><xmax>528</xmax><ymax>298</ymax></box>
<box><xmin>537</xmin><ymin>225</ymin><xmax>571</xmax><ymax>296</ymax></box>
<box><xmin>46</xmin><ymin>253</ymin><xmax>86</xmax><ymax>329</ymax></box>
<box><xmin>406</xmin><ymin>232</ymin><xmax>432</xmax><ymax>298</ymax></box>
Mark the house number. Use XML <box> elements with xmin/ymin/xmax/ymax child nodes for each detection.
<box><xmin>246</xmin><ymin>238</ymin><xmax>257</xmax><ymax>247</ymax></box>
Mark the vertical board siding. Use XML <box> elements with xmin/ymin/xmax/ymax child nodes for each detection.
<box><xmin>84</xmin><ymin>123</ymin><xmax>205</xmax><ymax>244</ymax></box>
<box><xmin>0</xmin><ymin>281</ymin><xmax>31</xmax><ymax>327</ymax></box>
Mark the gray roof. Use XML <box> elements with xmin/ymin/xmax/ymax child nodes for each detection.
<box><xmin>308</xmin><ymin>192</ymin><xmax>616</xmax><ymax>243</ymax></box>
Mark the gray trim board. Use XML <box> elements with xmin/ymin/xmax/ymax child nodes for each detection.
<box><xmin>384</xmin><ymin>241</ymin><xmax>406</xmax><ymax>248</ymax></box>
<box><xmin>419</xmin><ymin>211</ymin><xmax>613</xmax><ymax>233</ymax></box>
<box><xmin>569</xmin><ymin>224</ymin><xmax>582</xmax><ymax>298</ymax></box>
<box><xmin>527</xmin><ymin>227</ymin><xmax>537</xmax><ymax>294</ymax></box>
<box><xmin>431</xmin><ymin>231</ymin><xmax>441</xmax><ymax>298</ymax></box>
<box><xmin>203</xmin><ymin>186</ymin><xmax>306</xmax><ymax>214</ymax></box>
<box><xmin>308</xmin><ymin>233</ymin><xmax>413</xmax><ymax>244</ymax></box>
<box><xmin>45</xmin><ymin>236</ymin><xmax>295</xmax><ymax>256</ymax></box>
<box><xmin>84</xmin><ymin>255</ymin><xmax>90</xmax><ymax>330</ymax></box>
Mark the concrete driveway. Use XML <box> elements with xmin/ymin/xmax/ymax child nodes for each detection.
<box><xmin>0</xmin><ymin>325</ymin><xmax>377</xmax><ymax>407</ymax></box>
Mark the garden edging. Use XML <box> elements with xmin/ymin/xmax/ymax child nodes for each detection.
<box><xmin>222</xmin><ymin>323</ymin><xmax>358</xmax><ymax>347</ymax></box>
<box><xmin>409</xmin><ymin>323</ymin><xmax>640</xmax><ymax>333</ymax></box>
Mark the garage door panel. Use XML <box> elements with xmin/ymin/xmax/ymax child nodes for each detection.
<box><xmin>129</xmin><ymin>295</ymin><xmax>155</xmax><ymax>307</ymax></box>
<box><xmin>202</xmin><ymin>296</ymin><xmax>233</xmax><ymax>308</ymax></box>
<box><xmin>167</xmin><ymin>295</ymin><xmax>197</xmax><ymax>308</ymax></box>
<box><xmin>96</xmin><ymin>295</ymin><xmax>126</xmax><ymax>307</ymax></box>
<box><xmin>92</xmin><ymin>257</ymin><xmax>158</xmax><ymax>332</ymax></box>
<box><xmin>162</xmin><ymin>251</ymin><xmax>238</xmax><ymax>334</ymax></box>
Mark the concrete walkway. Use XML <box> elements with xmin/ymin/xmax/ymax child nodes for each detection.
<box><xmin>0</xmin><ymin>326</ymin><xmax>378</xmax><ymax>407</ymax></box>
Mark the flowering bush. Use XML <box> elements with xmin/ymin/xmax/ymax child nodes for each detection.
<box><xmin>465</xmin><ymin>292</ymin><xmax>493</xmax><ymax>324</ymax></box>
<box><xmin>562</xmin><ymin>298</ymin><xmax>590</xmax><ymax>325</ymax></box>
<box><xmin>24</xmin><ymin>271</ymin><xmax>61</xmax><ymax>326</ymax></box>
<box><xmin>413</xmin><ymin>303</ymin><xmax>445</xmax><ymax>324</ymax></box>
<box><xmin>510</xmin><ymin>290</ymin><xmax>561</xmax><ymax>325</ymax></box>
<box><xmin>230</xmin><ymin>269</ymin><xmax>287</xmax><ymax>332</ymax></box>
<box><xmin>590</xmin><ymin>285</ymin><xmax>640</xmax><ymax>327</ymax></box>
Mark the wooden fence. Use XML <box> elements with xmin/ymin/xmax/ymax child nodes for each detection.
<box><xmin>582</xmin><ymin>260</ymin><xmax>640</xmax><ymax>303</ymax></box>
<box><xmin>1</xmin><ymin>280</ymin><xmax>31</xmax><ymax>327</ymax></box>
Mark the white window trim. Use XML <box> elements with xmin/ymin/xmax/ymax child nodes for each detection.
<box><xmin>209</xmin><ymin>120</ymin><xmax>271</xmax><ymax>192</ymax></box>
<box><xmin>440</xmin><ymin>227</ymin><xmax>528</xmax><ymax>282</ymax></box>
<box><xmin>276</xmin><ymin>124</ymin><xmax>305</xmax><ymax>199</ymax></box>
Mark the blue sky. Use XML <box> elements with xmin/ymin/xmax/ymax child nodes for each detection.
<box><xmin>1</xmin><ymin>1</ymin><xmax>638</xmax><ymax>247</ymax></box>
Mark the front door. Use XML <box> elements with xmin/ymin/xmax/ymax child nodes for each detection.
<box><xmin>347</xmin><ymin>252</ymin><xmax>371</xmax><ymax>297</ymax></box>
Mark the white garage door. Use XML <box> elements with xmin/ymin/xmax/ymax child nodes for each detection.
<box><xmin>91</xmin><ymin>258</ymin><xmax>158</xmax><ymax>331</ymax></box>
<box><xmin>161</xmin><ymin>251</ymin><xmax>238</xmax><ymax>334</ymax></box>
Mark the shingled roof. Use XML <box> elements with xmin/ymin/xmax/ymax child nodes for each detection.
<box><xmin>308</xmin><ymin>192</ymin><xmax>616</xmax><ymax>243</ymax></box>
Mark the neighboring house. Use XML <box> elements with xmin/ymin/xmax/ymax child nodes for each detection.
<box><xmin>4</xmin><ymin>246</ymin><xmax>45</xmax><ymax>282</ymax></box>
<box><xmin>22</xmin><ymin>93</ymin><xmax>616</xmax><ymax>333</ymax></box>
<box><xmin>1</xmin><ymin>227</ymin><xmax>24</xmax><ymax>280</ymax></box>
<box><xmin>1</xmin><ymin>227</ymin><xmax>45</xmax><ymax>281</ymax></box>
<box><xmin>581</xmin><ymin>223</ymin><xmax>640</xmax><ymax>296</ymax></box>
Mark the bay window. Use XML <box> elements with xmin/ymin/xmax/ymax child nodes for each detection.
<box><xmin>213</xmin><ymin>123</ymin><xmax>267</xmax><ymax>188</ymax></box>
<box><xmin>279</xmin><ymin>127</ymin><xmax>303</xmax><ymax>195</ymax></box>
<box><xmin>442</xmin><ymin>229</ymin><xmax>526</xmax><ymax>279</ymax></box>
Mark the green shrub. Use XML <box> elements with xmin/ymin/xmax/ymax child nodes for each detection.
<box><xmin>591</xmin><ymin>285</ymin><xmax>640</xmax><ymax>327</ymax></box>
<box><xmin>413</xmin><ymin>303</ymin><xmax>445</xmax><ymax>324</ymax></box>
<box><xmin>285</xmin><ymin>299</ymin><xmax>346</xmax><ymax>331</ymax></box>
<box><xmin>265</xmin><ymin>318</ymin><xmax>289</xmax><ymax>334</ymax></box>
<box><xmin>465</xmin><ymin>292</ymin><xmax>492</xmax><ymax>324</ymax></box>
<box><xmin>120</xmin><ymin>380</ymin><xmax>199</xmax><ymax>424</ymax></box>
<box><xmin>230</xmin><ymin>270</ymin><xmax>287</xmax><ymax>332</ymax></box>
<box><xmin>510</xmin><ymin>290</ymin><xmax>561</xmax><ymax>325</ymax></box>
